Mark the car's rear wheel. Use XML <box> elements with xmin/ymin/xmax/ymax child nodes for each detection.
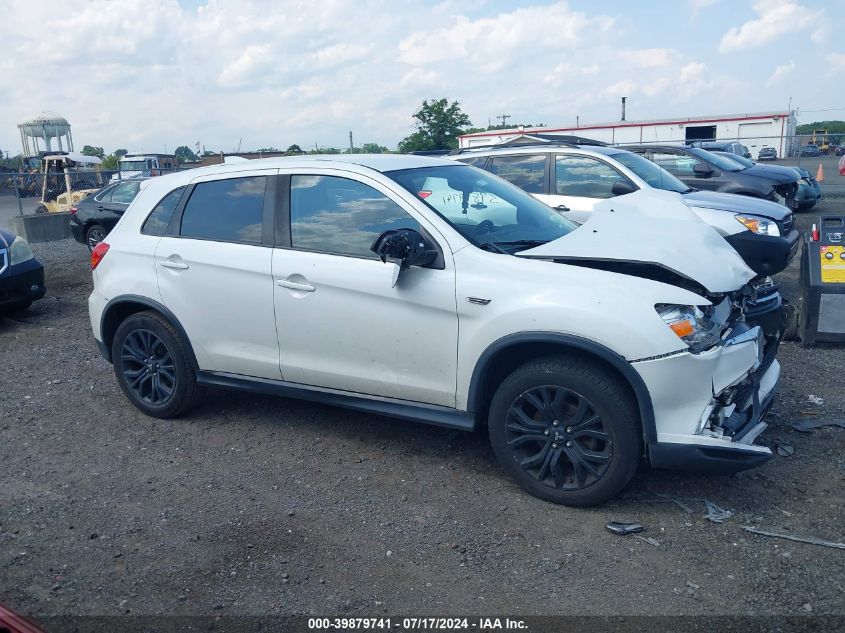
<box><xmin>488</xmin><ymin>355</ymin><xmax>640</xmax><ymax>506</ymax></box>
<box><xmin>85</xmin><ymin>224</ymin><xmax>107</xmax><ymax>252</ymax></box>
<box><xmin>112</xmin><ymin>311</ymin><xmax>198</xmax><ymax>418</ymax></box>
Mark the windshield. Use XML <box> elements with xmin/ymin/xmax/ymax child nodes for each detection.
<box><xmin>686</xmin><ymin>147</ymin><xmax>742</xmax><ymax>171</ymax></box>
<box><xmin>387</xmin><ymin>165</ymin><xmax>577</xmax><ymax>251</ymax></box>
<box><xmin>611</xmin><ymin>151</ymin><xmax>689</xmax><ymax>193</ymax></box>
<box><xmin>715</xmin><ymin>152</ymin><xmax>754</xmax><ymax>168</ymax></box>
<box><xmin>120</xmin><ymin>160</ymin><xmax>148</xmax><ymax>170</ymax></box>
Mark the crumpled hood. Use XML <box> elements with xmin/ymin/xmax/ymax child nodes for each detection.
<box><xmin>740</xmin><ymin>164</ymin><xmax>799</xmax><ymax>184</ymax></box>
<box><xmin>518</xmin><ymin>190</ymin><xmax>755</xmax><ymax>294</ymax></box>
<box><xmin>683</xmin><ymin>190</ymin><xmax>791</xmax><ymax>220</ymax></box>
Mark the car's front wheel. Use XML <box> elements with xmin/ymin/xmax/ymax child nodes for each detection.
<box><xmin>488</xmin><ymin>355</ymin><xmax>641</xmax><ymax>506</ymax></box>
<box><xmin>111</xmin><ymin>311</ymin><xmax>198</xmax><ymax>418</ymax></box>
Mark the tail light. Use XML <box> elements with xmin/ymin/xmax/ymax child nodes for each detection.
<box><xmin>69</xmin><ymin>206</ymin><xmax>78</xmax><ymax>215</ymax></box>
<box><xmin>91</xmin><ymin>242</ymin><xmax>110</xmax><ymax>270</ymax></box>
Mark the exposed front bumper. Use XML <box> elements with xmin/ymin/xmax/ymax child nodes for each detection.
<box><xmin>0</xmin><ymin>258</ymin><xmax>46</xmax><ymax>308</ymax></box>
<box><xmin>634</xmin><ymin>324</ymin><xmax>778</xmax><ymax>475</ymax></box>
<box><xmin>724</xmin><ymin>228</ymin><xmax>800</xmax><ymax>277</ymax></box>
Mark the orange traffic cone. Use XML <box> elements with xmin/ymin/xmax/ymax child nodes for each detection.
<box><xmin>816</xmin><ymin>162</ymin><xmax>824</xmax><ymax>182</ymax></box>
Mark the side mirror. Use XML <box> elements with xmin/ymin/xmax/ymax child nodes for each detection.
<box><xmin>693</xmin><ymin>162</ymin><xmax>715</xmax><ymax>177</ymax></box>
<box><xmin>371</xmin><ymin>228</ymin><xmax>438</xmax><ymax>287</ymax></box>
<box><xmin>611</xmin><ymin>181</ymin><xmax>637</xmax><ymax>196</ymax></box>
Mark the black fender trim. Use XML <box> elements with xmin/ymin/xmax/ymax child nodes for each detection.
<box><xmin>467</xmin><ymin>332</ymin><xmax>657</xmax><ymax>445</ymax></box>
<box><xmin>197</xmin><ymin>371</ymin><xmax>475</xmax><ymax>432</ymax></box>
<box><xmin>99</xmin><ymin>294</ymin><xmax>199</xmax><ymax>369</ymax></box>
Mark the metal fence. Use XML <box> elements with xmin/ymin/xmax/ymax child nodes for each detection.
<box><xmin>0</xmin><ymin>168</ymin><xmax>183</xmax><ymax>217</ymax></box>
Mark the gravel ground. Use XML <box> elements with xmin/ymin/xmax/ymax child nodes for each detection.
<box><xmin>1</xmin><ymin>206</ymin><xmax>844</xmax><ymax>622</ymax></box>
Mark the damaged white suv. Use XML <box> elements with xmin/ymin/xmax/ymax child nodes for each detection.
<box><xmin>89</xmin><ymin>155</ymin><xmax>779</xmax><ymax>506</ymax></box>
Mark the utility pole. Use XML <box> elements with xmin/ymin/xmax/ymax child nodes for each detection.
<box><xmin>349</xmin><ymin>131</ymin><xmax>354</xmax><ymax>154</ymax></box>
<box><xmin>576</xmin><ymin>115</ymin><xmax>580</xmax><ymax>128</ymax></box>
<box><xmin>497</xmin><ymin>114</ymin><xmax>511</xmax><ymax>127</ymax></box>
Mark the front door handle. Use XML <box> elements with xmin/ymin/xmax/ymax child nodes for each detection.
<box><xmin>277</xmin><ymin>279</ymin><xmax>315</xmax><ymax>292</ymax></box>
<box><xmin>555</xmin><ymin>204</ymin><xmax>570</xmax><ymax>212</ymax></box>
<box><xmin>160</xmin><ymin>260</ymin><xmax>189</xmax><ymax>270</ymax></box>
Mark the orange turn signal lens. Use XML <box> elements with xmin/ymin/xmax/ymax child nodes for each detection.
<box><xmin>669</xmin><ymin>320</ymin><xmax>695</xmax><ymax>337</ymax></box>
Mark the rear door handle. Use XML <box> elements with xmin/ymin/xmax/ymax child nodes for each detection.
<box><xmin>277</xmin><ymin>279</ymin><xmax>315</xmax><ymax>292</ymax></box>
<box><xmin>159</xmin><ymin>260</ymin><xmax>189</xmax><ymax>270</ymax></box>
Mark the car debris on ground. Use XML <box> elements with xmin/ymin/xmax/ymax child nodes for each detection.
<box><xmin>743</xmin><ymin>527</ymin><xmax>845</xmax><ymax>550</ymax></box>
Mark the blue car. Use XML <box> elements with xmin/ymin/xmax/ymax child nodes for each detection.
<box><xmin>0</xmin><ymin>229</ymin><xmax>45</xmax><ymax>313</ymax></box>
<box><xmin>801</xmin><ymin>144</ymin><xmax>820</xmax><ymax>157</ymax></box>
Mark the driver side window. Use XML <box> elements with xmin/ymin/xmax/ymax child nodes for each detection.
<box><xmin>290</xmin><ymin>175</ymin><xmax>421</xmax><ymax>258</ymax></box>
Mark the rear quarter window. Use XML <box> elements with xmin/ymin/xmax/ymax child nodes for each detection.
<box><xmin>142</xmin><ymin>186</ymin><xmax>187</xmax><ymax>236</ymax></box>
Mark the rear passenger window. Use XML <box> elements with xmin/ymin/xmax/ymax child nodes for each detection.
<box><xmin>180</xmin><ymin>176</ymin><xmax>266</xmax><ymax>244</ymax></box>
<box><xmin>290</xmin><ymin>175</ymin><xmax>420</xmax><ymax>258</ymax></box>
<box><xmin>111</xmin><ymin>181</ymin><xmax>140</xmax><ymax>204</ymax></box>
<box><xmin>142</xmin><ymin>186</ymin><xmax>186</xmax><ymax>235</ymax></box>
<box><xmin>488</xmin><ymin>154</ymin><xmax>546</xmax><ymax>194</ymax></box>
<box><xmin>555</xmin><ymin>156</ymin><xmax>633</xmax><ymax>199</ymax></box>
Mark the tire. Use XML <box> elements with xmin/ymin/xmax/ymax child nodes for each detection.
<box><xmin>35</xmin><ymin>204</ymin><xmax>48</xmax><ymax>214</ymax></box>
<box><xmin>85</xmin><ymin>224</ymin><xmax>107</xmax><ymax>252</ymax></box>
<box><xmin>111</xmin><ymin>310</ymin><xmax>198</xmax><ymax>418</ymax></box>
<box><xmin>782</xmin><ymin>301</ymin><xmax>800</xmax><ymax>342</ymax></box>
<box><xmin>488</xmin><ymin>355</ymin><xmax>641</xmax><ymax>506</ymax></box>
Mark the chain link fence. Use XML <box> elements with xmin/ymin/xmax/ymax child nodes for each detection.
<box><xmin>0</xmin><ymin>167</ymin><xmax>182</xmax><ymax>219</ymax></box>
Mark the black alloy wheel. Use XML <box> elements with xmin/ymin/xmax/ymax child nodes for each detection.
<box><xmin>120</xmin><ymin>329</ymin><xmax>177</xmax><ymax>406</ymax></box>
<box><xmin>506</xmin><ymin>386</ymin><xmax>612</xmax><ymax>490</ymax></box>
<box><xmin>488</xmin><ymin>355</ymin><xmax>640</xmax><ymax>506</ymax></box>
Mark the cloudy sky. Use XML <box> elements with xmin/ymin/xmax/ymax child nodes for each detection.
<box><xmin>1</xmin><ymin>0</ymin><xmax>841</xmax><ymax>155</ymax></box>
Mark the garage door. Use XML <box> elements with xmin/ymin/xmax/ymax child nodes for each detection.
<box><xmin>738</xmin><ymin>121</ymin><xmax>779</xmax><ymax>155</ymax></box>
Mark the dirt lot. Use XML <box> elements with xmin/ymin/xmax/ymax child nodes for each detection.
<box><xmin>1</xmin><ymin>206</ymin><xmax>844</xmax><ymax>623</ymax></box>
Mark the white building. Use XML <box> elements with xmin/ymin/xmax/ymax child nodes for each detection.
<box><xmin>459</xmin><ymin>111</ymin><xmax>798</xmax><ymax>157</ymax></box>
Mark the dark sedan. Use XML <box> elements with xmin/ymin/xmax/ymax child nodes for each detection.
<box><xmin>800</xmin><ymin>144</ymin><xmax>820</xmax><ymax>157</ymax></box>
<box><xmin>618</xmin><ymin>144</ymin><xmax>800</xmax><ymax>207</ymax></box>
<box><xmin>69</xmin><ymin>179</ymin><xmax>146</xmax><ymax>251</ymax></box>
<box><xmin>757</xmin><ymin>147</ymin><xmax>778</xmax><ymax>161</ymax></box>
<box><xmin>0</xmin><ymin>229</ymin><xmax>45</xmax><ymax>314</ymax></box>
<box><xmin>711</xmin><ymin>151</ymin><xmax>821</xmax><ymax>212</ymax></box>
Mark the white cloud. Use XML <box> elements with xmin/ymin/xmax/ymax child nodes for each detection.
<box><xmin>718</xmin><ymin>0</ymin><xmax>823</xmax><ymax>53</ymax></box>
<box><xmin>625</xmin><ymin>48</ymin><xmax>675</xmax><ymax>69</ymax></box>
<box><xmin>688</xmin><ymin>0</ymin><xmax>720</xmax><ymax>19</ymax></box>
<box><xmin>766</xmin><ymin>61</ymin><xmax>796</xmax><ymax>86</ymax></box>
<box><xmin>828</xmin><ymin>53</ymin><xmax>845</xmax><ymax>74</ymax></box>
<box><xmin>0</xmin><ymin>0</ymin><xmax>831</xmax><ymax>155</ymax></box>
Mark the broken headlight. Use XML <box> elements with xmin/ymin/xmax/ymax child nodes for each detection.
<box><xmin>655</xmin><ymin>304</ymin><xmax>722</xmax><ymax>353</ymax></box>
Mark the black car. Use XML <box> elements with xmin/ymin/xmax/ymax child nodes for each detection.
<box><xmin>692</xmin><ymin>140</ymin><xmax>751</xmax><ymax>158</ymax></box>
<box><xmin>800</xmin><ymin>144</ymin><xmax>820</xmax><ymax>157</ymax></box>
<box><xmin>69</xmin><ymin>179</ymin><xmax>145</xmax><ymax>250</ymax></box>
<box><xmin>757</xmin><ymin>147</ymin><xmax>778</xmax><ymax>161</ymax></box>
<box><xmin>619</xmin><ymin>144</ymin><xmax>800</xmax><ymax>207</ymax></box>
<box><xmin>711</xmin><ymin>151</ymin><xmax>821</xmax><ymax>212</ymax></box>
<box><xmin>0</xmin><ymin>228</ymin><xmax>45</xmax><ymax>313</ymax></box>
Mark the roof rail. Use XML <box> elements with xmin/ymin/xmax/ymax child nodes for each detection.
<box><xmin>449</xmin><ymin>141</ymin><xmax>581</xmax><ymax>155</ymax></box>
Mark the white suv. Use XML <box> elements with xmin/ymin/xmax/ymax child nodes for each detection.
<box><xmin>89</xmin><ymin>155</ymin><xmax>780</xmax><ymax>506</ymax></box>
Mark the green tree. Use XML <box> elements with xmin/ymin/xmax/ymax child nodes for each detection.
<box><xmin>81</xmin><ymin>145</ymin><xmax>105</xmax><ymax>159</ymax></box>
<box><xmin>285</xmin><ymin>144</ymin><xmax>304</xmax><ymax>155</ymax></box>
<box><xmin>101</xmin><ymin>154</ymin><xmax>119</xmax><ymax>170</ymax></box>
<box><xmin>398</xmin><ymin>98</ymin><xmax>472</xmax><ymax>153</ymax></box>
<box><xmin>174</xmin><ymin>145</ymin><xmax>198</xmax><ymax>163</ymax></box>
<box><xmin>114</xmin><ymin>148</ymin><xmax>128</xmax><ymax>158</ymax></box>
<box><xmin>361</xmin><ymin>142</ymin><xmax>387</xmax><ymax>154</ymax></box>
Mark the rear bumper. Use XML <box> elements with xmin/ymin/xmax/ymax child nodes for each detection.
<box><xmin>0</xmin><ymin>259</ymin><xmax>46</xmax><ymax>308</ymax></box>
<box><xmin>69</xmin><ymin>215</ymin><xmax>85</xmax><ymax>243</ymax></box>
<box><xmin>725</xmin><ymin>228</ymin><xmax>800</xmax><ymax>277</ymax></box>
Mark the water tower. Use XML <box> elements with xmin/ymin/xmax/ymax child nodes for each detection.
<box><xmin>18</xmin><ymin>111</ymin><xmax>74</xmax><ymax>157</ymax></box>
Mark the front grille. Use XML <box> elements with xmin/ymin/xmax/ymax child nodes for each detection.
<box><xmin>781</xmin><ymin>214</ymin><xmax>794</xmax><ymax>234</ymax></box>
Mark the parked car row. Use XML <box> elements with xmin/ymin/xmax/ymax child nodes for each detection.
<box><xmin>81</xmin><ymin>150</ymin><xmax>787</xmax><ymax>507</ymax></box>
